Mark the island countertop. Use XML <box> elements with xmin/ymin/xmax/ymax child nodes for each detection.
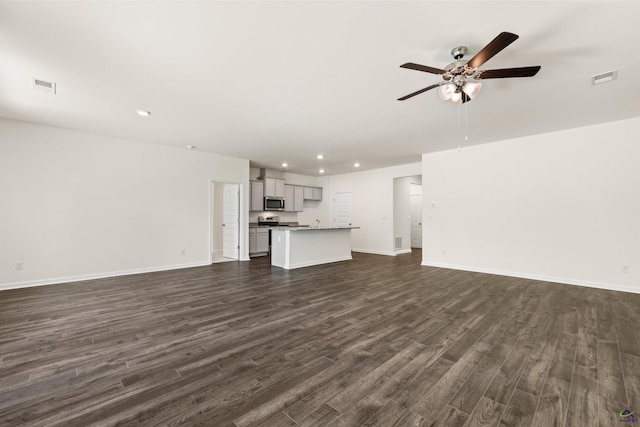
<box><xmin>282</xmin><ymin>226</ymin><xmax>360</xmax><ymax>231</ymax></box>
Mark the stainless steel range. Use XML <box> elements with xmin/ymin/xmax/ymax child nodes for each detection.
<box><xmin>258</xmin><ymin>216</ymin><xmax>280</xmax><ymax>226</ymax></box>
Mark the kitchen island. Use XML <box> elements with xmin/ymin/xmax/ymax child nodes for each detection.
<box><xmin>270</xmin><ymin>226</ymin><xmax>359</xmax><ymax>269</ymax></box>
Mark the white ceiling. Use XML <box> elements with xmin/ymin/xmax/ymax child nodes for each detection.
<box><xmin>1</xmin><ymin>1</ymin><xmax>639</xmax><ymax>176</ymax></box>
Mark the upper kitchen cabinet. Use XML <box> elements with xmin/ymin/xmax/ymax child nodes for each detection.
<box><xmin>264</xmin><ymin>178</ymin><xmax>285</xmax><ymax>198</ymax></box>
<box><xmin>250</xmin><ymin>180</ymin><xmax>264</xmax><ymax>211</ymax></box>
<box><xmin>285</xmin><ymin>184</ymin><xmax>304</xmax><ymax>212</ymax></box>
<box><xmin>294</xmin><ymin>185</ymin><xmax>304</xmax><ymax>211</ymax></box>
<box><xmin>303</xmin><ymin>186</ymin><xmax>323</xmax><ymax>201</ymax></box>
<box><xmin>284</xmin><ymin>184</ymin><xmax>294</xmax><ymax>212</ymax></box>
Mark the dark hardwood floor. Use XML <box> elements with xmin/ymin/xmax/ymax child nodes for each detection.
<box><xmin>1</xmin><ymin>250</ymin><xmax>638</xmax><ymax>426</ymax></box>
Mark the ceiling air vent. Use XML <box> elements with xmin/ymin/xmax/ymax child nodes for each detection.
<box><xmin>591</xmin><ymin>70</ymin><xmax>618</xmax><ymax>85</ymax></box>
<box><xmin>31</xmin><ymin>78</ymin><xmax>56</xmax><ymax>94</ymax></box>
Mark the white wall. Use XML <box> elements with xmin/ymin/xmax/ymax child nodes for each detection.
<box><xmin>0</xmin><ymin>119</ymin><xmax>250</xmax><ymax>289</ymax></box>
<box><xmin>328</xmin><ymin>163</ymin><xmax>422</xmax><ymax>256</ymax></box>
<box><xmin>422</xmin><ymin>117</ymin><xmax>640</xmax><ymax>293</ymax></box>
<box><xmin>212</xmin><ymin>183</ymin><xmax>224</xmax><ymax>258</ymax></box>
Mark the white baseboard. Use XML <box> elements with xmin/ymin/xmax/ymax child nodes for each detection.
<box><xmin>283</xmin><ymin>256</ymin><xmax>353</xmax><ymax>270</ymax></box>
<box><xmin>352</xmin><ymin>248</ymin><xmax>397</xmax><ymax>256</ymax></box>
<box><xmin>393</xmin><ymin>249</ymin><xmax>412</xmax><ymax>256</ymax></box>
<box><xmin>0</xmin><ymin>261</ymin><xmax>212</xmax><ymax>292</ymax></box>
<box><xmin>421</xmin><ymin>261</ymin><xmax>640</xmax><ymax>295</ymax></box>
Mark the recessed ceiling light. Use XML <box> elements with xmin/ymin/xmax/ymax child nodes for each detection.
<box><xmin>186</xmin><ymin>145</ymin><xmax>196</xmax><ymax>150</ymax></box>
<box><xmin>316</xmin><ymin>154</ymin><xmax>324</xmax><ymax>160</ymax></box>
<box><xmin>319</xmin><ymin>168</ymin><xmax>325</xmax><ymax>174</ymax></box>
<box><xmin>354</xmin><ymin>162</ymin><xmax>360</xmax><ymax>168</ymax></box>
<box><xmin>282</xmin><ymin>162</ymin><xmax>288</xmax><ymax>168</ymax></box>
<box><xmin>136</xmin><ymin>110</ymin><xmax>151</xmax><ymax>117</ymax></box>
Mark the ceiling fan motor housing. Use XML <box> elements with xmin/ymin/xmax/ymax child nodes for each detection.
<box><xmin>450</xmin><ymin>46</ymin><xmax>467</xmax><ymax>60</ymax></box>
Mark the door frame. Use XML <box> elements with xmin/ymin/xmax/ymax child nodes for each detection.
<box><xmin>209</xmin><ymin>179</ymin><xmax>246</xmax><ymax>263</ymax></box>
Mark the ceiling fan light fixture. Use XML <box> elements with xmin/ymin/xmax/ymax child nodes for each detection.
<box><xmin>447</xmin><ymin>91</ymin><xmax>463</xmax><ymax>105</ymax></box>
<box><xmin>462</xmin><ymin>82</ymin><xmax>482</xmax><ymax>99</ymax></box>
<box><xmin>438</xmin><ymin>84</ymin><xmax>455</xmax><ymax>101</ymax></box>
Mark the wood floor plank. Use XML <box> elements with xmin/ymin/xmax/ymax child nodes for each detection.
<box><xmin>326</xmin><ymin>341</ymin><xmax>426</xmax><ymax>413</ymax></box>
<box><xmin>597</xmin><ymin>340</ymin><xmax>628</xmax><ymax>426</ymax></box>
<box><xmin>484</xmin><ymin>330</ymin><xmax>539</xmax><ymax>405</ymax></box>
<box><xmin>330</xmin><ymin>396</ymin><xmax>384</xmax><ymax>426</ymax></box>
<box><xmin>529</xmin><ymin>332</ymin><xmax>576</xmax><ymax>427</ymax></box>
<box><xmin>516</xmin><ymin>315</ymin><xmax>561</xmax><ymax>397</ymax></box>
<box><xmin>297</xmin><ymin>403</ymin><xmax>340</xmax><ymax>427</ymax></box>
<box><xmin>565</xmin><ymin>373</ymin><xmax>598</xmax><ymax>427</ymax></box>
<box><xmin>614</xmin><ymin>316</ymin><xmax>640</xmax><ymax>357</ymax></box>
<box><xmin>449</xmin><ymin>342</ymin><xmax>512</xmax><ymax>414</ymax></box>
<box><xmin>411</xmin><ymin>340</ymin><xmax>492</xmax><ymax>420</ymax></box>
<box><xmin>390</xmin><ymin>410</ymin><xmax>428</xmax><ymax>426</ymax></box>
<box><xmin>574</xmin><ymin>305</ymin><xmax>598</xmax><ymax>379</ymax></box>
<box><xmin>463</xmin><ymin>396</ymin><xmax>505</xmax><ymax>427</ymax></box>
<box><xmin>361</xmin><ymin>401</ymin><xmax>414</xmax><ymax>426</ymax></box>
<box><xmin>498</xmin><ymin>389</ymin><xmax>537</xmax><ymax>427</ymax></box>
<box><xmin>620</xmin><ymin>352</ymin><xmax>640</xmax><ymax>412</ymax></box>
<box><xmin>429</xmin><ymin>405</ymin><xmax>469</xmax><ymax>427</ymax></box>
<box><xmin>0</xmin><ymin>250</ymin><xmax>635</xmax><ymax>426</ymax></box>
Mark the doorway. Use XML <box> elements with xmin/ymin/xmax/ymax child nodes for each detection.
<box><xmin>393</xmin><ymin>175</ymin><xmax>422</xmax><ymax>254</ymax></box>
<box><xmin>211</xmin><ymin>181</ymin><xmax>241</xmax><ymax>263</ymax></box>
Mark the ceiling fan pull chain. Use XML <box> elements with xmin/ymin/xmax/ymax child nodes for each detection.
<box><xmin>465</xmin><ymin>101</ymin><xmax>469</xmax><ymax>142</ymax></box>
<box><xmin>457</xmin><ymin>103</ymin><xmax>462</xmax><ymax>151</ymax></box>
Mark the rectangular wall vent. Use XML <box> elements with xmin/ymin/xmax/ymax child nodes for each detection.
<box><xmin>591</xmin><ymin>70</ymin><xmax>618</xmax><ymax>85</ymax></box>
<box><xmin>395</xmin><ymin>237</ymin><xmax>402</xmax><ymax>249</ymax></box>
<box><xmin>31</xmin><ymin>77</ymin><xmax>56</xmax><ymax>94</ymax></box>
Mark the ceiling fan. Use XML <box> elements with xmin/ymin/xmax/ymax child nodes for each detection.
<box><xmin>398</xmin><ymin>32</ymin><xmax>541</xmax><ymax>104</ymax></box>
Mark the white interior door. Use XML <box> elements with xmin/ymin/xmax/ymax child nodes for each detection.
<box><xmin>410</xmin><ymin>184</ymin><xmax>422</xmax><ymax>248</ymax></box>
<box><xmin>333</xmin><ymin>192</ymin><xmax>352</xmax><ymax>227</ymax></box>
<box><xmin>222</xmin><ymin>183</ymin><xmax>239</xmax><ymax>259</ymax></box>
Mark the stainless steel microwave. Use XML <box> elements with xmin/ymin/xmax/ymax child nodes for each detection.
<box><xmin>264</xmin><ymin>196</ymin><xmax>285</xmax><ymax>211</ymax></box>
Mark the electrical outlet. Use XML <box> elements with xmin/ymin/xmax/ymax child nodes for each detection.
<box><xmin>441</xmin><ymin>249</ymin><xmax>446</xmax><ymax>255</ymax></box>
<box><xmin>623</xmin><ymin>265</ymin><xmax>630</xmax><ymax>274</ymax></box>
<box><xmin>16</xmin><ymin>262</ymin><xmax>23</xmax><ymax>270</ymax></box>
<box><xmin>180</xmin><ymin>249</ymin><xmax>186</xmax><ymax>255</ymax></box>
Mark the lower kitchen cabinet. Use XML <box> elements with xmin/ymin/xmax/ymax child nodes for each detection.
<box><xmin>249</xmin><ymin>228</ymin><xmax>269</xmax><ymax>256</ymax></box>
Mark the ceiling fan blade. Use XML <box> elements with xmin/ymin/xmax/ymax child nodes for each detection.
<box><xmin>397</xmin><ymin>83</ymin><xmax>440</xmax><ymax>101</ymax></box>
<box><xmin>466</xmin><ymin>32</ymin><xmax>519</xmax><ymax>69</ymax></box>
<box><xmin>400</xmin><ymin>63</ymin><xmax>446</xmax><ymax>75</ymax></box>
<box><xmin>478</xmin><ymin>66</ymin><xmax>541</xmax><ymax>79</ymax></box>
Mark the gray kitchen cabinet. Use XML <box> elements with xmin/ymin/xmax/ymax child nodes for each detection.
<box><xmin>249</xmin><ymin>228</ymin><xmax>269</xmax><ymax>256</ymax></box>
<box><xmin>312</xmin><ymin>187</ymin><xmax>322</xmax><ymax>201</ymax></box>
<box><xmin>303</xmin><ymin>186</ymin><xmax>323</xmax><ymax>201</ymax></box>
<box><xmin>249</xmin><ymin>228</ymin><xmax>257</xmax><ymax>254</ymax></box>
<box><xmin>284</xmin><ymin>184</ymin><xmax>295</xmax><ymax>212</ymax></box>
<box><xmin>303</xmin><ymin>186</ymin><xmax>313</xmax><ymax>200</ymax></box>
<box><xmin>256</xmin><ymin>228</ymin><xmax>269</xmax><ymax>253</ymax></box>
<box><xmin>250</xmin><ymin>181</ymin><xmax>264</xmax><ymax>211</ymax></box>
<box><xmin>264</xmin><ymin>178</ymin><xmax>285</xmax><ymax>198</ymax></box>
<box><xmin>294</xmin><ymin>185</ymin><xmax>304</xmax><ymax>211</ymax></box>
<box><xmin>285</xmin><ymin>184</ymin><xmax>305</xmax><ymax>212</ymax></box>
